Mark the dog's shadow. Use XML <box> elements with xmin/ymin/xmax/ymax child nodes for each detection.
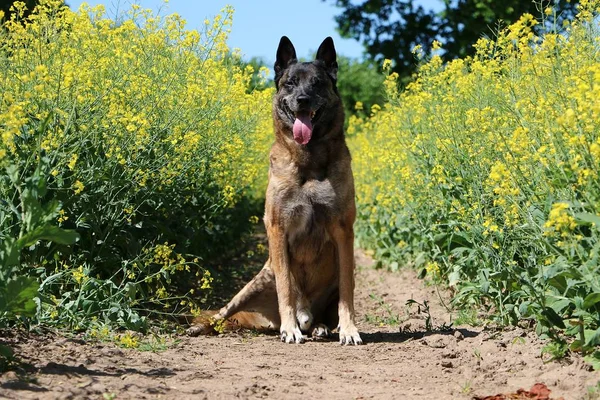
<box><xmin>348</xmin><ymin>327</ymin><xmax>479</xmax><ymax>344</ymax></box>
<box><xmin>250</xmin><ymin>327</ymin><xmax>480</xmax><ymax>344</ymax></box>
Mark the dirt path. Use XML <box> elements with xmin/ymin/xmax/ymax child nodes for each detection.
<box><xmin>1</xmin><ymin>251</ymin><xmax>599</xmax><ymax>400</ymax></box>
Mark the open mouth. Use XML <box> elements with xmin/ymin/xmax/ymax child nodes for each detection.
<box><xmin>295</xmin><ymin>109</ymin><xmax>322</xmax><ymax>127</ymax></box>
<box><xmin>286</xmin><ymin>105</ymin><xmax>322</xmax><ymax>145</ymax></box>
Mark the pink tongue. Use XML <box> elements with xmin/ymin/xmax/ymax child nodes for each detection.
<box><xmin>293</xmin><ymin>112</ymin><xmax>313</xmax><ymax>145</ymax></box>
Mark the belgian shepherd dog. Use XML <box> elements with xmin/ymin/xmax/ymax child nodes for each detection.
<box><xmin>187</xmin><ymin>36</ymin><xmax>362</xmax><ymax>345</ymax></box>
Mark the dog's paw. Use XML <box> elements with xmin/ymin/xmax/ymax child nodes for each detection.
<box><xmin>296</xmin><ymin>308</ymin><xmax>313</xmax><ymax>331</ymax></box>
<box><xmin>311</xmin><ymin>323</ymin><xmax>332</xmax><ymax>339</ymax></box>
<box><xmin>339</xmin><ymin>325</ymin><xmax>363</xmax><ymax>345</ymax></box>
<box><xmin>280</xmin><ymin>323</ymin><xmax>305</xmax><ymax>344</ymax></box>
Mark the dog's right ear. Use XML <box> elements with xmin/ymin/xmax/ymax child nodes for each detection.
<box><xmin>274</xmin><ymin>36</ymin><xmax>297</xmax><ymax>88</ymax></box>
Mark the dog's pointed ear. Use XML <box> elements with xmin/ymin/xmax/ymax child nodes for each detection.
<box><xmin>274</xmin><ymin>36</ymin><xmax>297</xmax><ymax>88</ymax></box>
<box><xmin>316</xmin><ymin>37</ymin><xmax>338</xmax><ymax>82</ymax></box>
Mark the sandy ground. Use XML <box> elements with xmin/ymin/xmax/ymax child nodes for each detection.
<box><xmin>1</xmin><ymin>250</ymin><xmax>599</xmax><ymax>400</ymax></box>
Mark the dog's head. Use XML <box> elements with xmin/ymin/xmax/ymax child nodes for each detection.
<box><xmin>273</xmin><ymin>36</ymin><xmax>343</xmax><ymax>145</ymax></box>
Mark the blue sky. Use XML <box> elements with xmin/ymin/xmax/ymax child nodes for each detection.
<box><xmin>69</xmin><ymin>0</ymin><xmax>442</xmax><ymax>64</ymax></box>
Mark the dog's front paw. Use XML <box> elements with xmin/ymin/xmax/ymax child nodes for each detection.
<box><xmin>280</xmin><ymin>323</ymin><xmax>305</xmax><ymax>344</ymax></box>
<box><xmin>339</xmin><ymin>325</ymin><xmax>363</xmax><ymax>345</ymax></box>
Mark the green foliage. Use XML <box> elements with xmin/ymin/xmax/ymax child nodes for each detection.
<box><xmin>245</xmin><ymin>57</ymin><xmax>275</xmax><ymax>92</ymax></box>
<box><xmin>348</xmin><ymin>1</ymin><xmax>600</xmax><ymax>366</ymax></box>
<box><xmin>0</xmin><ymin>153</ymin><xmax>80</xmax><ymax>371</ymax></box>
<box><xmin>336</xmin><ymin>56</ymin><xmax>386</xmax><ymax>121</ymax></box>
<box><xmin>406</xmin><ymin>299</ymin><xmax>433</xmax><ymax>331</ymax></box>
<box><xmin>0</xmin><ymin>153</ymin><xmax>79</xmax><ymax>325</ymax></box>
<box><xmin>328</xmin><ymin>0</ymin><xmax>578</xmax><ymax>80</ymax></box>
<box><xmin>0</xmin><ymin>2</ymin><xmax>272</xmax><ymax>333</ymax></box>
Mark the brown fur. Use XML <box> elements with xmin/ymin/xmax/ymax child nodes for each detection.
<box><xmin>187</xmin><ymin>36</ymin><xmax>362</xmax><ymax>345</ymax></box>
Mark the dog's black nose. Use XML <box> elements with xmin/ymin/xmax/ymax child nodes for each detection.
<box><xmin>296</xmin><ymin>95</ymin><xmax>310</xmax><ymax>106</ymax></box>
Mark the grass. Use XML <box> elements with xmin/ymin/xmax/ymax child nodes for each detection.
<box><xmin>364</xmin><ymin>293</ymin><xmax>401</xmax><ymax>327</ymax></box>
<box><xmin>452</xmin><ymin>308</ymin><xmax>482</xmax><ymax>327</ymax></box>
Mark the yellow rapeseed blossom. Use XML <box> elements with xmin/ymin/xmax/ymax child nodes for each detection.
<box><xmin>348</xmin><ymin>0</ymin><xmax>600</xmax><ymax>282</ymax></box>
<box><xmin>73</xmin><ymin>180</ymin><xmax>84</xmax><ymax>194</ymax></box>
<box><xmin>544</xmin><ymin>202</ymin><xmax>576</xmax><ymax>237</ymax></box>
<box><xmin>72</xmin><ymin>266</ymin><xmax>87</xmax><ymax>284</ymax></box>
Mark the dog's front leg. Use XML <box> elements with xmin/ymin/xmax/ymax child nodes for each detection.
<box><xmin>268</xmin><ymin>224</ymin><xmax>305</xmax><ymax>344</ymax></box>
<box><xmin>330</xmin><ymin>220</ymin><xmax>363</xmax><ymax>345</ymax></box>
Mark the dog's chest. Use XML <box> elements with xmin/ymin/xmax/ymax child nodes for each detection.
<box><xmin>281</xmin><ymin>176</ymin><xmax>337</xmax><ymax>219</ymax></box>
<box><xmin>276</xmin><ymin>173</ymin><xmax>338</xmax><ymax>247</ymax></box>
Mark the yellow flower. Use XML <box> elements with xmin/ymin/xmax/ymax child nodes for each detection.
<box><xmin>544</xmin><ymin>202</ymin><xmax>576</xmax><ymax>237</ymax></box>
<box><xmin>119</xmin><ymin>333</ymin><xmax>138</xmax><ymax>348</ymax></box>
<box><xmin>200</xmin><ymin>270</ymin><xmax>213</xmax><ymax>289</ymax></box>
<box><xmin>382</xmin><ymin>59</ymin><xmax>392</xmax><ymax>71</ymax></box>
<box><xmin>73</xmin><ymin>180</ymin><xmax>84</xmax><ymax>194</ymax></box>
<box><xmin>68</xmin><ymin>153</ymin><xmax>78</xmax><ymax>170</ymax></box>
<box><xmin>71</xmin><ymin>266</ymin><xmax>87</xmax><ymax>284</ymax></box>
<box><xmin>57</xmin><ymin>209</ymin><xmax>68</xmax><ymax>224</ymax></box>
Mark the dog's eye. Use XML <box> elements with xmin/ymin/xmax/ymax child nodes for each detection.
<box><xmin>285</xmin><ymin>77</ymin><xmax>297</xmax><ymax>89</ymax></box>
<box><xmin>310</xmin><ymin>76</ymin><xmax>321</xmax><ymax>86</ymax></box>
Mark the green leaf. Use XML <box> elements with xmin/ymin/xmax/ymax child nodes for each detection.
<box><xmin>17</xmin><ymin>225</ymin><xmax>79</xmax><ymax>249</ymax></box>
<box><xmin>518</xmin><ymin>301</ymin><xmax>530</xmax><ymax>316</ymax></box>
<box><xmin>584</xmin><ymin>351</ymin><xmax>600</xmax><ymax>371</ymax></box>
<box><xmin>0</xmin><ymin>237</ymin><xmax>19</xmax><ymax>268</ymax></box>
<box><xmin>575</xmin><ymin>212</ymin><xmax>600</xmax><ymax>229</ymax></box>
<box><xmin>5</xmin><ymin>164</ymin><xmax>19</xmax><ymax>186</ymax></box>
<box><xmin>583</xmin><ymin>293</ymin><xmax>600</xmax><ymax>310</ymax></box>
<box><xmin>585</xmin><ymin>328</ymin><xmax>600</xmax><ymax>347</ymax></box>
<box><xmin>414</xmin><ymin>252</ymin><xmax>426</xmax><ymax>268</ymax></box>
<box><xmin>448</xmin><ymin>270</ymin><xmax>460</xmax><ymax>287</ymax></box>
<box><xmin>0</xmin><ymin>276</ymin><xmax>39</xmax><ymax>317</ymax></box>
<box><xmin>549</xmin><ymin>298</ymin><xmax>572</xmax><ymax>314</ymax></box>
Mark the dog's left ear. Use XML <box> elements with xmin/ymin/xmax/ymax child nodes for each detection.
<box><xmin>316</xmin><ymin>37</ymin><xmax>338</xmax><ymax>82</ymax></box>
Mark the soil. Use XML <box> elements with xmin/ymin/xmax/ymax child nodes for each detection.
<box><xmin>1</xmin><ymin>250</ymin><xmax>599</xmax><ymax>400</ymax></box>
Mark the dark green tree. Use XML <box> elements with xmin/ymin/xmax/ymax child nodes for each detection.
<box><xmin>328</xmin><ymin>0</ymin><xmax>578</xmax><ymax>79</ymax></box>
<box><xmin>336</xmin><ymin>55</ymin><xmax>385</xmax><ymax>121</ymax></box>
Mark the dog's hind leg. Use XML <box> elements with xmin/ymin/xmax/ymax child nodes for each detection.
<box><xmin>214</xmin><ymin>261</ymin><xmax>276</xmax><ymax>320</ymax></box>
<box><xmin>186</xmin><ymin>261</ymin><xmax>280</xmax><ymax>336</ymax></box>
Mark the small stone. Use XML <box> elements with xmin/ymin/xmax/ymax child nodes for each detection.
<box><xmin>441</xmin><ymin>360</ymin><xmax>454</xmax><ymax>368</ymax></box>
<box><xmin>1</xmin><ymin>371</ymin><xmax>18</xmax><ymax>382</ymax></box>
<box><xmin>453</xmin><ymin>330</ymin><xmax>464</xmax><ymax>341</ymax></box>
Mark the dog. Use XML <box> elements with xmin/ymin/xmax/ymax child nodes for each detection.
<box><xmin>187</xmin><ymin>36</ymin><xmax>362</xmax><ymax>345</ymax></box>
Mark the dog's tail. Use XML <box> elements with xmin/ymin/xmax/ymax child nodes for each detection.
<box><xmin>184</xmin><ymin>310</ymin><xmax>220</xmax><ymax>336</ymax></box>
<box><xmin>186</xmin><ymin>310</ymin><xmax>277</xmax><ymax>336</ymax></box>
